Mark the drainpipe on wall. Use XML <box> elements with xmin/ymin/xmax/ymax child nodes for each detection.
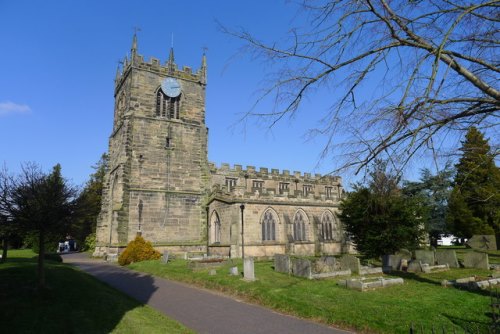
<box><xmin>240</xmin><ymin>204</ymin><xmax>245</xmax><ymax>260</ymax></box>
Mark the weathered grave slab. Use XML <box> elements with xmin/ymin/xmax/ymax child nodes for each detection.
<box><xmin>435</xmin><ymin>249</ymin><xmax>459</xmax><ymax>268</ymax></box>
<box><xmin>421</xmin><ymin>264</ymin><xmax>449</xmax><ymax>273</ymax></box>
<box><xmin>162</xmin><ymin>251</ymin><xmax>169</xmax><ymax>263</ymax></box>
<box><xmin>442</xmin><ymin>276</ymin><xmax>500</xmax><ymax>290</ymax></box>
<box><xmin>467</xmin><ymin>235</ymin><xmax>497</xmax><ymax>251</ymax></box>
<box><xmin>414</xmin><ymin>250</ymin><xmax>435</xmax><ymax>265</ymax></box>
<box><xmin>274</xmin><ymin>254</ymin><xmax>290</xmax><ymax>274</ymax></box>
<box><xmin>209</xmin><ymin>269</ymin><xmax>217</xmax><ymax>275</ymax></box>
<box><xmin>407</xmin><ymin>260</ymin><xmax>423</xmax><ymax>273</ymax></box>
<box><xmin>464</xmin><ymin>251</ymin><xmax>489</xmax><ymax>270</ymax></box>
<box><xmin>360</xmin><ymin>267</ymin><xmax>383</xmax><ymax>275</ymax></box>
<box><xmin>311</xmin><ymin>270</ymin><xmax>351</xmax><ymax>279</ymax></box>
<box><xmin>314</xmin><ymin>256</ymin><xmax>337</xmax><ymax>273</ymax></box>
<box><xmin>338</xmin><ymin>277</ymin><xmax>404</xmax><ymax>291</ymax></box>
<box><xmin>382</xmin><ymin>255</ymin><xmax>399</xmax><ymax>272</ymax></box>
<box><xmin>244</xmin><ymin>257</ymin><xmax>255</xmax><ymax>281</ymax></box>
<box><xmin>229</xmin><ymin>266</ymin><xmax>239</xmax><ymax>276</ymax></box>
<box><xmin>291</xmin><ymin>258</ymin><xmax>312</xmax><ymax>279</ymax></box>
<box><xmin>340</xmin><ymin>254</ymin><xmax>361</xmax><ymax>274</ymax></box>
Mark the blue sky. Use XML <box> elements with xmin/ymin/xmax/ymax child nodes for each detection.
<box><xmin>0</xmin><ymin>0</ymin><xmax>445</xmax><ymax>188</ymax></box>
<box><xmin>0</xmin><ymin>0</ymin><xmax>340</xmax><ymax>185</ymax></box>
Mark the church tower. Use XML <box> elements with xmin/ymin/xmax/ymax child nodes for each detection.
<box><xmin>95</xmin><ymin>34</ymin><xmax>209</xmax><ymax>256</ymax></box>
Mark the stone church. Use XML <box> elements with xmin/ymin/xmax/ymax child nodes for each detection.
<box><xmin>94</xmin><ymin>35</ymin><xmax>352</xmax><ymax>258</ymax></box>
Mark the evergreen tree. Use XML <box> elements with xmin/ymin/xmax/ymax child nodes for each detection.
<box><xmin>72</xmin><ymin>153</ymin><xmax>108</xmax><ymax>248</ymax></box>
<box><xmin>340</xmin><ymin>161</ymin><xmax>425</xmax><ymax>258</ymax></box>
<box><xmin>447</xmin><ymin>127</ymin><xmax>500</xmax><ymax>238</ymax></box>
<box><xmin>403</xmin><ymin>165</ymin><xmax>454</xmax><ymax>246</ymax></box>
<box><xmin>9</xmin><ymin>163</ymin><xmax>78</xmax><ymax>288</ymax></box>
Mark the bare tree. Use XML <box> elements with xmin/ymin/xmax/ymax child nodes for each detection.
<box><xmin>222</xmin><ymin>0</ymin><xmax>499</xmax><ymax>174</ymax></box>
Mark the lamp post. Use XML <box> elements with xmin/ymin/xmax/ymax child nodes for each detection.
<box><xmin>240</xmin><ymin>204</ymin><xmax>245</xmax><ymax>260</ymax></box>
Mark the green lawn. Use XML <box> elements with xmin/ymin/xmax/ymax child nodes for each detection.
<box><xmin>0</xmin><ymin>249</ymin><xmax>193</xmax><ymax>334</ymax></box>
<box><xmin>129</xmin><ymin>257</ymin><xmax>492</xmax><ymax>334</ymax></box>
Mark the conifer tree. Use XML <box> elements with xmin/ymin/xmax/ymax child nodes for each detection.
<box><xmin>447</xmin><ymin>127</ymin><xmax>500</xmax><ymax>238</ymax></box>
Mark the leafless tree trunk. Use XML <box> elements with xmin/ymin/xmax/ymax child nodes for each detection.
<box><xmin>222</xmin><ymin>0</ymin><xmax>499</xmax><ymax>174</ymax></box>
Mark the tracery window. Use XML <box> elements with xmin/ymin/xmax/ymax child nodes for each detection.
<box><xmin>321</xmin><ymin>211</ymin><xmax>334</xmax><ymax>241</ymax></box>
<box><xmin>261</xmin><ymin>209</ymin><xmax>276</xmax><ymax>241</ymax></box>
<box><xmin>293</xmin><ymin>211</ymin><xmax>306</xmax><ymax>241</ymax></box>
<box><xmin>156</xmin><ymin>90</ymin><xmax>180</xmax><ymax>119</ymax></box>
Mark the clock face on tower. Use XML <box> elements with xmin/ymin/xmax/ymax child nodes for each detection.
<box><xmin>161</xmin><ymin>77</ymin><xmax>181</xmax><ymax>98</ymax></box>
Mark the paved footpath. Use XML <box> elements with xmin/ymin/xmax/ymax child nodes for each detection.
<box><xmin>62</xmin><ymin>252</ymin><xmax>352</xmax><ymax>334</ymax></box>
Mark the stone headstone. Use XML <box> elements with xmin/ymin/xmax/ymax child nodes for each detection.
<box><xmin>382</xmin><ymin>254</ymin><xmax>401</xmax><ymax>272</ymax></box>
<box><xmin>274</xmin><ymin>254</ymin><xmax>290</xmax><ymax>274</ymax></box>
<box><xmin>162</xmin><ymin>251</ymin><xmax>169</xmax><ymax>263</ymax></box>
<box><xmin>466</xmin><ymin>235</ymin><xmax>497</xmax><ymax>251</ymax></box>
<box><xmin>209</xmin><ymin>269</ymin><xmax>217</xmax><ymax>275</ymax></box>
<box><xmin>435</xmin><ymin>249</ymin><xmax>459</xmax><ymax>268</ymax></box>
<box><xmin>244</xmin><ymin>257</ymin><xmax>255</xmax><ymax>281</ymax></box>
<box><xmin>314</xmin><ymin>256</ymin><xmax>337</xmax><ymax>273</ymax></box>
<box><xmin>229</xmin><ymin>266</ymin><xmax>239</xmax><ymax>276</ymax></box>
<box><xmin>414</xmin><ymin>250</ymin><xmax>435</xmax><ymax>265</ymax></box>
<box><xmin>464</xmin><ymin>251</ymin><xmax>489</xmax><ymax>270</ymax></box>
<box><xmin>396</xmin><ymin>249</ymin><xmax>412</xmax><ymax>259</ymax></box>
<box><xmin>407</xmin><ymin>260</ymin><xmax>423</xmax><ymax>273</ymax></box>
<box><xmin>340</xmin><ymin>254</ymin><xmax>361</xmax><ymax>274</ymax></box>
<box><xmin>291</xmin><ymin>258</ymin><xmax>312</xmax><ymax>279</ymax></box>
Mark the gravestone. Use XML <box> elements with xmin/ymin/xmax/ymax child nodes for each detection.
<box><xmin>229</xmin><ymin>266</ymin><xmax>239</xmax><ymax>276</ymax></box>
<box><xmin>466</xmin><ymin>235</ymin><xmax>497</xmax><ymax>251</ymax></box>
<box><xmin>435</xmin><ymin>249</ymin><xmax>459</xmax><ymax>268</ymax></box>
<box><xmin>407</xmin><ymin>260</ymin><xmax>423</xmax><ymax>273</ymax></box>
<box><xmin>162</xmin><ymin>251</ymin><xmax>169</xmax><ymax>263</ymax></box>
<box><xmin>274</xmin><ymin>254</ymin><xmax>290</xmax><ymax>274</ymax></box>
<box><xmin>382</xmin><ymin>255</ymin><xmax>401</xmax><ymax>272</ymax></box>
<box><xmin>209</xmin><ymin>269</ymin><xmax>217</xmax><ymax>275</ymax></box>
<box><xmin>340</xmin><ymin>254</ymin><xmax>361</xmax><ymax>274</ymax></box>
<box><xmin>244</xmin><ymin>257</ymin><xmax>255</xmax><ymax>281</ymax></box>
<box><xmin>396</xmin><ymin>249</ymin><xmax>412</xmax><ymax>259</ymax></box>
<box><xmin>291</xmin><ymin>258</ymin><xmax>312</xmax><ymax>279</ymax></box>
<box><xmin>414</xmin><ymin>250</ymin><xmax>435</xmax><ymax>265</ymax></box>
<box><xmin>314</xmin><ymin>256</ymin><xmax>337</xmax><ymax>273</ymax></box>
<box><xmin>464</xmin><ymin>251</ymin><xmax>489</xmax><ymax>270</ymax></box>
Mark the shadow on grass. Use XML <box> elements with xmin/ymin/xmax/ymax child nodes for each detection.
<box><xmin>442</xmin><ymin>313</ymin><xmax>491</xmax><ymax>333</ymax></box>
<box><xmin>388</xmin><ymin>270</ymin><xmax>492</xmax><ymax>297</ymax></box>
<box><xmin>0</xmin><ymin>252</ymin><xmax>159</xmax><ymax>333</ymax></box>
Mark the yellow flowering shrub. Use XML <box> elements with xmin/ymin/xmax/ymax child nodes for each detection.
<box><xmin>118</xmin><ymin>235</ymin><xmax>161</xmax><ymax>266</ymax></box>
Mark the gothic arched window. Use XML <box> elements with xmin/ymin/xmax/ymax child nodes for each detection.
<box><xmin>261</xmin><ymin>209</ymin><xmax>276</xmax><ymax>241</ymax></box>
<box><xmin>156</xmin><ymin>89</ymin><xmax>180</xmax><ymax>119</ymax></box>
<box><xmin>293</xmin><ymin>211</ymin><xmax>306</xmax><ymax>241</ymax></box>
<box><xmin>210</xmin><ymin>211</ymin><xmax>221</xmax><ymax>244</ymax></box>
<box><xmin>321</xmin><ymin>211</ymin><xmax>334</xmax><ymax>241</ymax></box>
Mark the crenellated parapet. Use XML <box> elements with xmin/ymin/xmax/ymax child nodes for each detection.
<box><xmin>208</xmin><ymin>162</ymin><xmax>344</xmax><ymax>202</ymax></box>
<box><xmin>114</xmin><ymin>33</ymin><xmax>207</xmax><ymax>95</ymax></box>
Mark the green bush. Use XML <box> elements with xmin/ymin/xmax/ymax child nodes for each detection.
<box><xmin>118</xmin><ymin>235</ymin><xmax>161</xmax><ymax>266</ymax></box>
<box><xmin>82</xmin><ymin>233</ymin><xmax>96</xmax><ymax>252</ymax></box>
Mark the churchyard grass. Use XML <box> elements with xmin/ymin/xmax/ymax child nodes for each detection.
<box><xmin>130</xmin><ymin>258</ymin><xmax>491</xmax><ymax>333</ymax></box>
<box><xmin>0</xmin><ymin>249</ymin><xmax>193</xmax><ymax>334</ymax></box>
